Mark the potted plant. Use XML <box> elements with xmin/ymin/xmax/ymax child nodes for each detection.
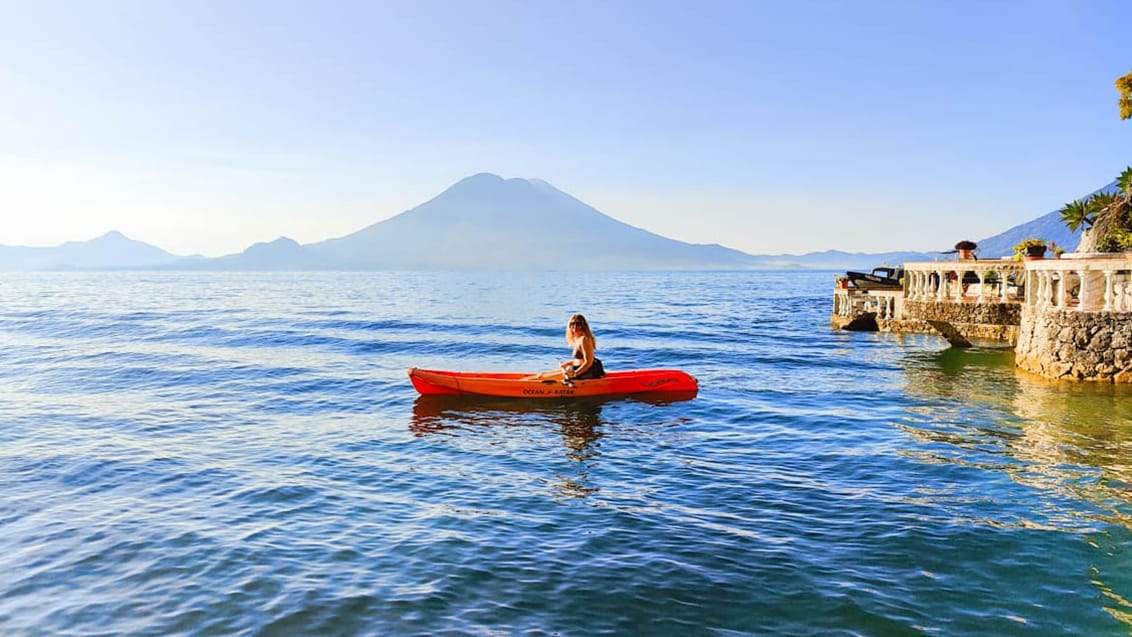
<box><xmin>1013</xmin><ymin>238</ymin><xmax>1047</xmax><ymax>260</ymax></box>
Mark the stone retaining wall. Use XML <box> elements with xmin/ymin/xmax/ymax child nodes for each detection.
<box><xmin>878</xmin><ymin>318</ymin><xmax>936</xmax><ymax>335</ymax></box>
<box><xmin>900</xmin><ymin>300</ymin><xmax>1021</xmax><ymax>344</ymax></box>
<box><xmin>879</xmin><ymin>318</ymin><xmax>1019</xmax><ymax>342</ymax></box>
<box><xmin>1016</xmin><ymin>308</ymin><xmax>1132</xmax><ymax>382</ymax></box>
<box><xmin>903</xmin><ymin>300</ymin><xmax>1020</xmax><ymax>326</ymax></box>
<box><xmin>831</xmin><ymin>302</ymin><xmax>1021</xmax><ymax>343</ymax></box>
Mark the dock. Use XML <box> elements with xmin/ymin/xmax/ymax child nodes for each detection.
<box><xmin>832</xmin><ymin>255</ymin><xmax>1132</xmax><ymax>382</ymax></box>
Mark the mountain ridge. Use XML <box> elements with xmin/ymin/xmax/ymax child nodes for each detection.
<box><xmin>0</xmin><ymin>173</ymin><xmax>1110</xmax><ymax>271</ymax></box>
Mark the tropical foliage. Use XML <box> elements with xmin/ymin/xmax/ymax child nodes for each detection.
<box><xmin>1059</xmin><ymin>199</ymin><xmax>1091</xmax><ymax>232</ymax></box>
<box><xmin>1092</xmin><ymin>197</ymin><xmax>1132</xmax><ymax>252</ymax></box>
<box><xmin>1118</xmin><ymin>68</ymin><xmax>1132</xmax><ymax>120</ymax></box>
<box><xmin>1119</xmin><ymin>166</ymin><xmax>1132</xmax><ymax>192</ymax></box>
<box><xmin>1059</xmin><ymin>167</ymin><xmax>1132</xmax><ymax>251</ymax></box>
<box><xmin>1058</xmin><ymin>190</ymin><xmax>1116</xmax><ymax>232</ymax></box>
<box><xmin>1096</xmin><ymin>230</ymin><xmax>1132</xmax><ymax>253</ymax></box>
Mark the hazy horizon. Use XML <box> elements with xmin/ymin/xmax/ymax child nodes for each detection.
<box><xmin>2</xmin><ymin>1</ymin><xmax>1129</xmax><ymax>257</ymax></box>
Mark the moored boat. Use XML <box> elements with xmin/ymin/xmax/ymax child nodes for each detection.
<box><xmin>845</xmin><ymin>266</ymin><xmax>904</xmax><ymax>291</ymax></box>
<box><xmin>408</xmin><ymin>367</ymin><xmax>698</xmax><ymax>399</ymax></box>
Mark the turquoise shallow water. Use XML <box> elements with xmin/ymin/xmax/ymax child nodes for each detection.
<box><xmin>1</xmin><ymin>270</ymin><xmax>1131</xmax><ymax>636</ymax></box>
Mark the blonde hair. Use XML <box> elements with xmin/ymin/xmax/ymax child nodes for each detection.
<box><xmin>565</xmin><ymin>313</ymin><xmax>596</xmax><ymax>348</ymax></box>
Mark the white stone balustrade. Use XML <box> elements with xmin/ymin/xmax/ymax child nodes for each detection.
<box><xmin>831</xmin><ymin>285</ymin><xmax>902</xmax><ymax>319</ymax></box>
<box><xmin>902</xmin><ymin>259</ymin><xmax>1025</xmax><ymax>304</ymax></box>
<box><xmin>874</xmin><ymin>292</ymin><xmax>899</xmax><ymax>319</ymax></box>
<box><xmin>832</xmin><ymin>289</ymin><xmax>857</xmax><ymax>317</ymax></box>
<box><xmin>1022</xmin><ymin>254</ymin><xmax>1132</xmax><ymax>312</ymax></box>
<box><xmin>899</xmin><ymin>255</ymin><xmax>1132</xmax><ymax>313</ymax></box>
<box><xmin>835</xmin><ymin>255</ymin><xmax>1132</xmax><ymax>381</ymax></box>
<box><xmin>836</xmin><ymin>255</ymin><xmax>1132</xmax><ymax>328</ymax></box>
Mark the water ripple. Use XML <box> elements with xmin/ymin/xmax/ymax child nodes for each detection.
<box><xmin>0</xmin><ymin>271</ymin><xmax>1130</xmax><ymax>635</ymax></box>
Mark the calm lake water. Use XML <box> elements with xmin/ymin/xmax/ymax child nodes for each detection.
<box><xmin>1</xmin><ymin>270</ymin><xmax>1131</xmax><ymax>636</ymax></box>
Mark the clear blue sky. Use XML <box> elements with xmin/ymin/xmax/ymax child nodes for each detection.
<box><xmin>1</xmin><ymin>0</ymin><xmax>1129</xmax><ymax>256</ymax></box>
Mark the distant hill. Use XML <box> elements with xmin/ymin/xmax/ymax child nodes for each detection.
<box><xmin>0</xmin><ymin>231</ymin><xmax>178</xmax><ymax>271</ymax></box>
<box><xmin>170</xmin><ymin>237</ymin><xmax>336</xmax><ymax>270</ymax></box>
<box><xmin>306</xmin><ymin>173</ymin><xmax>757</xmax><ymax>270</ymax></box>
<box><xmin>762</xmin><ymin>249</ymin><xmax>942</xmax><ymax>270</ymax></box>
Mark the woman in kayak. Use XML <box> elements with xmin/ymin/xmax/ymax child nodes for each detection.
<box><xmin>534</xmin><ymin>313</ymin><xmax>605</xmax><ymax>381</ymax></box>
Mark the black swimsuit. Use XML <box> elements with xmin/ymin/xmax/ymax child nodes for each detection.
<box><xmin>571</xmin><ymin>347</ymin><xmax>605</xmax><ymax>380</ymax></box>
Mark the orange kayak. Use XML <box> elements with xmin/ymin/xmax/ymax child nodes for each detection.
<box><xmin>407</xmin><ymin>367</ymin><xmax>698</xmax><ymax>399</ymax></box>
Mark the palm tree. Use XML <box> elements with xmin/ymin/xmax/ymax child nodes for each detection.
<box><xmin>1088</xmin><ymin>191</ymin><xmax>1117</xmax><ymax>213</ymax></box>
<box><xmin>1060</xmin><ymin>198</ymin><xmax>1093</xmax><ymax>232</ymax></box>
<box><xmin>1089</xmin><ymin>178</ymin><xmax>1132</xmax><ymax>252</ymax></box>
<box><xmin>1059</xmin><ymin>193</ymin><xmax>1112</xmax><ymax>231</ymax></box>
<box><xmin>1119</xmin><ymin>166</ymin><xmax>1132</xmax><ymax>193</ymax></box>
<box><xmin>1063</xmin><ymin>169</ymin><xmax>1132</xmax><ymax>252</ymax></box>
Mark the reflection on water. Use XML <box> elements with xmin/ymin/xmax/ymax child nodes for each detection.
<box><xmin>899</xmin><ymin>345</ymin><xmax>1132</xmax><ymax>626</ymax></box>
<box><xmin>900</xmin><ymin>345</ymin><xmax>1132</xmax><ymax>527</ymax></box>
<box><xmin>410</xmin><ymin>394</ymin><xmax>695</xmax><ymax>498</ymax></box>
<box><xmin>898</xmin><ymin>345</ymin><xmax>1025</xmax><ymax>481</ymax></box>
<box><xmin>1009</xmin><ymin>376</ymin><xmax>1132</xmax><ymax>523</ymax></box>
<box><xmin>1007</xmin><ymin>377</ymin><xmax>1132</xmax><ymax>626</ymax></box>
<box><xmin>412</xmin><ymin>395</ymin><xmax>606</xmax><ymax>498</ymax></box>
<box><xmin>409</xmin><ymin>395</ymin><xmax>607</xmax><ymax>447</ymax></box>
<box><xmin>551</xmin><ymin>402</ymin><xmax>603</xmax><ymax>498</ymax></box>
<box><xmin>902</xmin><ymin>344</ymin><xmax>1020</xmax><ymax>407</ymax></box>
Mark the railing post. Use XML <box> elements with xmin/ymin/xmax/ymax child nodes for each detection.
<box><xmin>1104</xmin><ymin>270</ymin><xmax>1114</xmax><ymax>312</ymax></box>
<box><xmin>1050</xmin><ymin>269</ymin><xmax>1059</xmax><ymax>310</ymax></box>
<box><xmin>1123</xmin><ymin>273</ymin><xmax>1131</xmax><ymax>312</ymax></box>
<box><xmin>1076</xmin><ymin>268</ymin><xmax>1087</xmax><ymax>311</ymax></box>
<box><xmin>1030</xmin><ymin>271</ymin><xmax>1037</xmax><ymax>307</ymax></box>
